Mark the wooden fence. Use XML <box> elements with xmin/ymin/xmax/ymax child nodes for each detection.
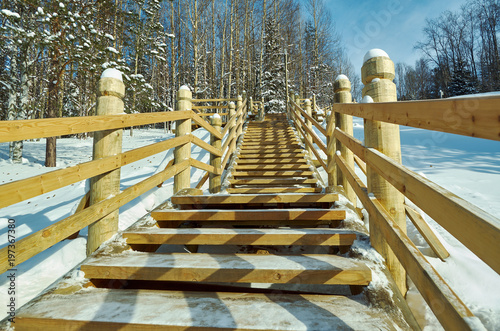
<box><xmin>288</xmin><ymin>54</ymin><xmax>500</xmax><ymax>330</ymax></box>
<box><xmin>0</xmin><ymin>71</ymin><xmax>247</xmax><ymax>273</ymax></box>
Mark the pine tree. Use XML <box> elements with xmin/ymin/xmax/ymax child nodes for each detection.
<box><xmin>261</xmin><ymin>18</ymin><xmax>285</xmax><ymax>113</ymax></box>
<box><xmin>447</xmin><ymin>60</ymin><xmax>479</xmax><ymax>97</ymax></box>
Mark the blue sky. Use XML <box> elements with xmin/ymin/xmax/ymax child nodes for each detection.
<box><xmin>324</xmin><ymin>0</ymin><xmax>466</xmax><ymax>76</ymax></box>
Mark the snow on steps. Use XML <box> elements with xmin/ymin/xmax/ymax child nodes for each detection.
<box><xmin>80</xmin><ymin>252</ymin><xmax>371</xmax><ymax>285</ymax></box>
<box><xmin>170</xmin><ymin>193</ymin><xmax>339</xmax><ymax>205</ymax></box>
<box><xmin>123</xmin><ymin>227</ymin><xmax>358</xmax><ymax>246</ymax></box>
<box><xmin>15</xmin><ymin>289</ymin><xmax>404</xmax><ymax>330</ymax></box>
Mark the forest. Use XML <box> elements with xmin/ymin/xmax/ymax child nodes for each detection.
<box><xmin>396</xmin><ymin>0</ymin><xmax>499</xmax><ymax>100</ymax></box>
<box><xmin>0</xmin><ymin>0</ymin><xmax>355</xmax><ymax>166</ymax></box>
<box><xmin>1</xmin><ymin>0</ymin><xmax>499</xmax><ymax>166</ymax></box>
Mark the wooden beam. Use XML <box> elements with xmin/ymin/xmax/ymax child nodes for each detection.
<box><xmin>231</xmin><ymin>171</ymin><xmax>313</xmax><ymax>177</ymax></box>
<box><xmin>195</xmin><ymin>171</ymin><xmax>209</xmax><ymax>189</ymax></box>
<box><xmin>229</xmin><ymin>178</ymin><xmax>317</xmax><ymax>185</ymax></box>
<box><xmin>0</xmin><ymin>135</ymin><xmax>190</xmax><ymax>209</ymax></box>
<box><xmin>0</xmin><ymin>160</ymin><xmax>190</xmax><ymax>275</ymax></box>
<box><xmin>171</xmin><ymin>193</ymin><xmax>338</xmax><ymax>205</ymax></box>
<box><xmin>191</xmin><ymin>112</ymin><xmax>223</xmax><ymax>139</ymax></box>
<box><xmin>335</xmin><ymin>153</ymin><xmax>476</xmax><ymax>330</ymax></box>
<box><xmin>238</xmin><ymin>153</ymin><xmax>306</xmax><ymax>159</ymax></box>
<box><xmin>191</xmin><ymin>135</ymin><xmax>222</xmax><ymax>157</ymax></box>
<box><xmin>0</xmin><ymin>111</ymin><xmax>192</xmax><ymax>143</ymax></box>
<box><xmin>236</xmin><ymin>158</ymin><xmax>307</xmax><ymax>164</ymax></box>
<box><xmin>123</xmin><ymin>228</ymin><xmax>357</xmax><ymax>246</ymax></box>
<box><xmin>334</xmin><ymin>96</ymin><xmax>500</xmax><ymax>141</ymax></box>
<box><xmin>405</xmin><ymin>205</ymin><xmax>450</xmax><ymax>261</ymax></box>
<box><xmin>190</xmin><ymin>158</ymin><xmax>220</xmax><ymax>175</ymax></box>
<box><xmin>234</xmin><ymin>164</ymin><xmax>310</xmax><ymax>170</ymax></box>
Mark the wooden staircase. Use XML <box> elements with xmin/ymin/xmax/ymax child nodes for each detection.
<box><xmin>14</xmin><ymin>114</ymin><xmax>407</xmax><ymax>330</ymax></box>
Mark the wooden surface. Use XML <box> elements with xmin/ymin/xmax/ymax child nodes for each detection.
<box><xmin>226</xmin><ymin>187</ymin><xmax>323</xmax><ymax>194</ymax></box>
<box><xmin>151</xmin><ymin>209</ymin><xmax>346</xmax><ymax>221</ymax></box>
<box><xmin>209</xmin><ymin>116</ymin><xmax>222</xmax><ymax>193</ymax></box>
<box><xmin>14</xmin><ymin>289</ymin><xmax>404</xmax><ymax>330</ymax></box>
<box><xmin>123</xmin><ymin>227</ymin><xmax>357</xmax><ymax>246</ymax></box>
<box><xmin>174</xmin><ymin>88</ymin><xmax>192</xmax><ymax>194</ymax></box>
<box><xmin>333</xmin><ymin>96</ymin><xmax>500</xmax><ymax>141</ymax></box>
<box><xmin>362</xmin><ymin>54</ymin><xmax>406</xmax><ymax>294</ymax></box>
<box><xmin>87</xmin><ymin>76</ymin><xmax>124</xmax><ymax>256</ymax></box>
<box><xmin>171</xmin><ymin>193</ymin><xmax>339</xmax><ymax>205</ymax></box>
<box><xmin>0</xmin><ymin>111</ymin><xmax>192</xmax><ymax>143</ymax></box>
<box><xmin>0</xmin><ymin>160</ymin><xmax>190</xmax><ymax>275</ymax></box>
<box><xmin>232</xmin><ymin>170</ymin><xmax>313</xmax><ymax>177</ymax></box>
<box><xmin>336</xmin><ymin>152</ymin><xmax>477</xmax><ymax>330</ymax></box>
<box><xmin>405</xmin><ymin>205</ymin><xmax>450</xmax><ymax>261</ymax></box>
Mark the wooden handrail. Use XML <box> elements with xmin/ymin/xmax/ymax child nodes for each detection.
<box><xmin>333</xmin><ymin>96</ymin><xmax>500</xmax><ymax>141</ymax></box>
<box><xmin>0</xmin><ymin>159</ymin><xmax>190</xmax><ymax>275</ymax></box>
<box><xmin>336</xmin><ymin>153</ymin><xmax>475</xmax><ymax>330</ymax></box>
<box><xmin>0</xmin><ymin>135</ymin><xmax>191</xmax><ymax>209</ymax></box>
<box><xmin>334</xmin><ymin>127</ymin><xmax>500</xmax><ymax>274</ymax></box>
<box><xmin>290</xmin><ymin>105</ymin><xmax>327</xmax><ymax>154</ymax></box>
<box><xmin>193</xmin><ymin>105</ymin><xmax>229</xmax><ymax>110</ymax></box>
<box><xmin>0</xmin><ymin>111</ymin><xmax>192</xmax><ymax>143</ymax></box>
<box><xmin>191</xmin><ymin>135</ymin><xmax>222</xmax><ymax>157</ymax></box>
<box><xmin>292</xmin><ymin>115</ymin><xmax>327</xmax><ymax>170</ymax></box>
<box><xmin>191</xmin><ymin>112</ymin><xmax>223</xmax><ymax>139</ymax></box>
<box><xmin>190</xmin><ymin>158</ymin><xmax>220</xmax><ymax>175</ymax></box>
<box><xmin>291</xmin><ymin>99</ymin><xmax>326</xmax><ymax>136</ymax></box>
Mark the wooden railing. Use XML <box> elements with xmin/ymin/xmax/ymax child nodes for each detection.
<box><xmin>0</xmin><ymin>70</ymin><xmax>247</xmax><ymax>273</ymax></box>
<box><xmin>288</xmin><ymin>54</ymin><xmax>500</xmax><ymax>330</ymax></box>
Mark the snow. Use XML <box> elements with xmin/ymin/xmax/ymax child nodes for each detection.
<box><xmin>1</xmin><ymin>9</ymin><xmax>20</xmax><ymax>19</ymax></box>
<box><xmin>363</xmin><ymin>48</ymin><xmax>390</xmax><ymax>63</ymax></box>
<box><xmin>106</xmin><ymin>46</ymin><xmax>119</xmax><ymax>54</ymax></box>
<box><xmin>100</xmin><ymin>68</ymin><xmax>122</xmax><ymax>81</ymax></box>
<box><xmin>0</xmin><ymin>128</ymin><xmax>213</xmax><ymax>320</ymax></box>
<box><xmin>104</xmin><ymin>33</ymin><xmax>115</xmax><ymax>41</ymax></box>
<box><xmin>447</xmin><ymin>91</ymin><xmax>500</xmax><ymax>99</ymax></box>
<box><xmin>361</xmin><ymin>95</ymin><xmax>374</xmax><ymax>103</ymax></box>
<box><xmin>335</xmin><ymin>74</ymin><xmax>349</xmax><ymax>81</ymax></box>
<box><xmin>211</xmin><ymin>113</ymin><xmax>221</xmax><ymax>120</ymax></box>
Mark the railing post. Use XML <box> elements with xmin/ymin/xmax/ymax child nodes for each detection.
<box><xmin>333</xmin><ymin>75</ymin><xmax>356</xmax><ymax>206</ymax></box>
<box><xmin>260</xmin><ymin>97</ymin><xmax>264</xmax><ymax>120</ymax></box>
<box><xmin>312</xmin><ymin>94</ymin><xmax>317</xmax><ymax>121</ymax></box>
<box><xmin>249</xmin><ymin>97</ymin><xmax>253</xmax><ymax>117</ymax></box>
<box><xmin>209</xmin><ymin>115</ymin><xmax>222</xmax><ymax>193</ymax></box>
<box><xmin>174</xmin><ymin>85</ymin><xmax>192</xmax><ymax>194</ymax></box>
<box><xmin>236</xmin><ymin>95</ymin><xmax>243</xmax><ymax>139</ymax></box>
<box><xmin>229</xmin><ymin>101</ymin><xmax>237</xmax><ymax>150</ymax></box>
<box><xmin>304</xmin><ymin>99</ymin><xmax>313</xmax><ymax>157</ymax></box>
<box><xmin>362</xmin><ymin>50</ymin><xmax>406</xmax><ymax>294</ymax></box>
<box><xmin>87</xmin><ymin>69</ymin><xmax>124</xmax><ymax>256</ymax></box>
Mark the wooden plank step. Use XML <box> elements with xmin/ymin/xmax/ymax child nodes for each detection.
<box><xmin>232</xmin><ymin>171</ymin><xmax>314</xmax><ymax>177</ymax></box>
<box><xmin>81</xmin><ymin>252</ymin><xmax>371</xmax><ymax>285</ymax></box>
<box><xmin>226</xmin><ymin>187</ymin><xmax>323</xmax><ymax>194</ymax></box>
<box><xmin>151</xmin><ymin>209</ymin><xmax>345</xmax><ymax>221</ymax></box>
<box><xmin>171</xmin><ymin>193</ymin><xmax>339</xmax><ymax>205</ymax></box>
<box><xmin>242</xmin><ymin>140</ymin><xmax>300</xmax><ymax>145</ymax></box>
<box><xmin>123</xmin><ymin>228</ymin><xmax>357</xmax><ymax>246</ymax></box>
<box><xmin>240</xmin><ymin>145</ymin><xmax>303</xmax><ymax>150</ymax></box>
<box><xmin>229</xmin><ymin>179</ymin><xmax>318</xmax><ymax>185</ymax></box>
<box><xmin>238</xmin><ymin>153</ymin><xmax>306</xmax><ymax>158</ymax></box>
<box><xmin>236</xmin><ymin>158</ymin><xmax>307</xmax><ymax>164</ymax></box>
<box><xmin>15</xmin><ymin>289</ymin><xmax>403</xmax><ymax>330</ymax></box>
<box><xmin>240</xmin><ymin>148</ymin><xmax>304</xmax><ymax>155</ymax></box>
<box><xmin>234</xmin><ymin>164</ymin><xmax>311</xmax><ymax>170</ymax></box>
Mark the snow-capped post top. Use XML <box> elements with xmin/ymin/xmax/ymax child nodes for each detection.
<box><xmin>334</xmin><ymin>74</ymin><xmax>351</xmax><ymax>94</ymax></box>
<box><xmin>210</xmin><ymin>113</ymin><xmax>222</xmax><ymax>127</ymax></box>
<box><xmin>176</xmin><ymin>86</ymin><xmax>192</xmax><ymax>111</ymax></box>
<box><xmin>335</xmin><ymin>74</ymin><xmax>349</xmax><ymax>82</ymax></box>
<box><xmin>363</xmin><ymin>48</ymin><xmax>390</xmax><ymax>64</ymax></box>
<box><xmin>101</xmin><ymin>68</ymin><xmax>123</xmax><ymax>82</ymax></box>
<box><xmin>98</xmin><ymin>69</ymin><xmax>125</xmax><ymax>99</ymax></box>
<box><xmin>179</xmin><ymin>85</ymin><xmax>190</xmax><ymax>91</ymax></box>
<box><xmin>361</xmin><ymin>48</ymin><xmax>395</xmax><ymax>85</ymax></box>
<box><xmin>361</xmin><ymin>95</ymin><xmax>374</xmax><ymax>103</ymax></box>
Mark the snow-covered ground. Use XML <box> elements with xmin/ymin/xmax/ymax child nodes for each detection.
<box><xmin>0</xmin><ymin>112</ymin><xmax>499</xmax><ymax>329</ymax></box>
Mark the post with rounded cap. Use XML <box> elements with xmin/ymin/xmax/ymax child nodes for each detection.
<box><xmin>362</xmin><ymin>49</ymin><xmax>406</xmax><ymax>294</ymax></box>
<box><xmin>87</xmin><ymin>68</ymin><xmax>125</xmax><ymax>256</ymax></box>
<box><xmin>236</xmin><ymin>95</ymin><xmax>243</xmax><ymax>139</ymax></box>
<box><xmin>229</xmin><ymin>101</ymin><xmax>237</xmax><ymax>150</ymax></box>
<box><xmin>249</xmin><ymin>97</ymin><xmax>253</xmax><ymax>117</ymax></box>
<box><xmin>333</xmin><ymin>75</ymin><xmax>356</xmax><ymax>206</ymax></box>
<box><xmin>304</xmin><ymin>99</ymin><xmax>313</xmax><ymax>157</ymax></box>
<box><xmin>174</xmin><ymin>85</ymin><xmax>192</xmax><ymax>194</ymax></box>
<box><xmin>260</xmin><ymin>97</ymin><xmax>264</xmax><ymax>120</ymax></box>
<box><xmin>210</xmin><ymin>115</ymin><xmax>222</xmax><ymax>193</ymax></box>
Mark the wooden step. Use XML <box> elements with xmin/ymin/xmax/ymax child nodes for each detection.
<box><xmin>242</xmin><ymin>141</ymin><xmax>300</xmax><ymax>145</ymax></box>
<box><xmin>240</xmin><ymin>145</ymin><xmax>303</xmax><ymax>150</ymax></box>
<box><xmin>151</xmin><ymin>209</ymin><xmax>345</xmax><ymax>221</ymax></box>
<box><xmin>226</xmin><ymin>187</ymin><xmax>323</xmax><ymax>194</ymax></box>
<box><xmin>238</xmin><ymin>153</ymin><xmax>306</xmax><ymax>158</ymax></box>
<box><xmin>239</xmin><ymin>148</ymin><xmax>304</xmax><ymax>154</ymax></box>
<box><xmin>234</xmin><ymin>164</ymin><xmax>311</xmax><ymax>170</ymax></box>
<box><xmin>15</xmin><ymin>289</ymin><xmax>403</xmax><ymax>330</ymax></box>
<box><xmin>231</xmin><ymin>171</ymin><xmax>314</xmax><ymax>177</ymax></box>
<box><xmin>237</xmin><ymin>158</ymin><xmax>307</xmax><ymax>164</ymax></box>
<box><xmin>229</xmin><ymin>179</ymin><xmax>318</xmax><ymax>186</ymax></box>
<box><xmin>81</xmin><ymin>252</ymin><xmax>370</xmax><ymax>285</ymax></box>
<box><xmin>171</xmin><ymin>193</ymin><xmax>339</xmax><ymax>205</ymax></box>
<box><xmin>123</xmin><ymin>228</ymin><xmax>357</xmax><ymax>246</ymax></box>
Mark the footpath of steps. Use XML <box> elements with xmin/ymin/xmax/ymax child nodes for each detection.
<box><xmin>11</xmin><ymin>113</ymin><xmax>411</xmax><ymax>330</ymax></box>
